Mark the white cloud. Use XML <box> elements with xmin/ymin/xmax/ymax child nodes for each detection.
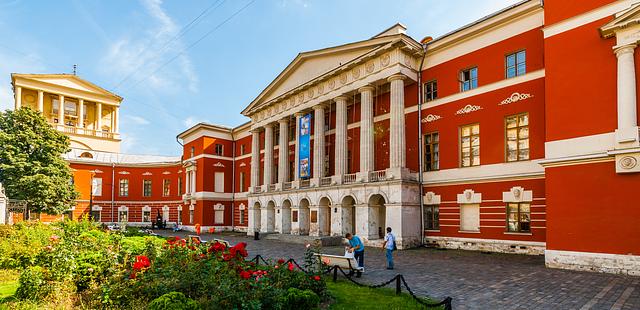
<box><xmin>123</xmin><ymin>114</ymin><xmax>150</xmax><ymax>125</ymax></box>
<box><xmin>0</xmin><ymin>50</ymin><xmax>46</xmax><ymax>111</ymax></box>
<box><xmin>100</xmin><ymin>0</ymin><xmax>198</xmax><ymax>94</ymax></box>
<box><xmin>183</xmin><ymin>116</ymin><xmax>209</xmax><ymax>128</ymax></box>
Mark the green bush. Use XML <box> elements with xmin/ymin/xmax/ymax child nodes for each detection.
<box><xmin>15</xmin><ymin>266</ymin><xmax>50</xmax><ymax>300</ymax></box>
<box><xmin>148</xmin><ymin>292</ymin><xmax>200</xmax><ymax>310</ymax></box>
<box><xmin>282</xmin><ymin>287</ymin><xmax>320</xmax><ymax>310</ymax></box>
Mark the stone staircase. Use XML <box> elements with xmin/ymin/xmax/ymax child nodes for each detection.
<box><xmin>264</xmin><ymin>233</ymin><xmax>344</xmax><ymax>247</ymax></box>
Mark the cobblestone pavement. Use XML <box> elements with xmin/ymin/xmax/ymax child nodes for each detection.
<box><xmin>156</xmin><ymin>231</ymin><xmax>639</xmax><ymax>310</ymax></box>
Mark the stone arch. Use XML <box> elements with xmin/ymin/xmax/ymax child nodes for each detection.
<box><xmin>368</xmin><ymin>194</ymin><xmax>387</xmax><ymax>240</ymax></box>
<box><xmin>366</xmin><ymin>191</ymin><xmax>390</xmax><ymax>206</ymax></box>
<box><xmin>318</xmin><ymin>197</ymin><xmax>331</xmax><ymax>236</ymax></box>
<box><xmin>263</xmin><ymin>200</ymin><xmax>276</xmax><ymax>233</ymax></box>
<box><xmin>252</xmin><ymin>201</ymin><xmax>262</xmax><ymax>233</ymax></box>
<box><xmin>297</xmin><ymin>198</ymin><xmax>310</xmax><ymax>235</ymax></box>
<box><xmin>336</xmin><ymin>195</ymin><xmax>356</xmax><ymax>236</ymax></box>
<box><xmin>280</xmin><ymin>199</ymin><xmax>292</xmax><ymax>234</ymax></box>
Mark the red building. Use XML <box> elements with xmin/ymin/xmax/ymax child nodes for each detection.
<box><xmin>13</xmin><ymin>0</ymin><xmax>639</xmax><ymax>275</ymax></box>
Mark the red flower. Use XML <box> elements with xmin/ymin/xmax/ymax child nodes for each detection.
<box><xmin>223</xmin><ymin>254</ymin><xmax>234</xmax><ymax>261</ymax></box>
<box><xmin>277</xmin><ymin>258</ymin><xmax>285</xmax><ymax>264</ymax></box>
<box><xmin>133</xmin><ymin>255</ymin><xmax>151</xmax><ymax>271</ymax></box>
<box><xmin>129</xmin><ymin>272</ymin><xmax>136</xmax><ymax>279</ymax></box>
<box><xmin>239</xmin><ymin>270</ymin><xmax>251</xmax><ymax>279</ymax></box>
<box><xmin>229</xmin><ymin>242</ymin><xmax>249</xmax><ymax>258</ymax></box>
<box><xmin>313</xmin><ymin>275</ymin><xmax>321</xmax><ymax>281</ymax></box>
<box><xmin>49</xmin><ymin>235</ymin><xmax>60</xmax><ymax>242</ymax></box>
<box><xmin>208</xmin><ymin>242</ymin><xmax>226</xmax><ymax>253</ymax></box>
<box><xmin>288</xmin><ymin>262</ymin><xmax>294</xmax><ymax>272</ymax></box>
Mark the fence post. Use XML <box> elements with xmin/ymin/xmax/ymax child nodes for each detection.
<box><xmin>332</xmin><ymin>266</ymin><xmax>338</xmax><ymax>282</ymax></box>
<box><xmin>395</xmin><ymin>275</ymin><xmax>401</xmax><ymax>295</ymax></box>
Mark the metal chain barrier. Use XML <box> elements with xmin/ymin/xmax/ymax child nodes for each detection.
<box><xmin>248</xmin><ymin>255</ymin><xmax>453</xmax><ymax>309</ymax></box>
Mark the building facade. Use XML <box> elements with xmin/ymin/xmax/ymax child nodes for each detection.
<box><xmin>10</xmin><ymin>0</ymin><xmax>640</xmax><ymax>275</ymax></box>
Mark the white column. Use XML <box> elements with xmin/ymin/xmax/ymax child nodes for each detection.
<box><xmin>96</xmin><ymin>102</ymin><xmax>103</xmax><ymax>131</ymax></box>
<box><xmin>334</xmin><ymin>96</ymin><xmax>348</xmax><ymax>176</ymax></box>
<box><xmin>278</xmin><ymin>118</ymin><xmax>289</xmax><ymax>183</ymax></box>
<box><xmin>250</xmin><ymin>129</ymin><xmax>261</xmax><ymax>189</ymax></box>
<box><xmin>263</xmin><ymin>124</ymin><xmax>274</xmax><ymax>186</ymax></box>
<box><xmin>294</xmin><ymin>112</ymin><xmax>303</xmax><ymax>181</ymax></box>
<box><xmin>614</xmin><ymin>44</ymin><xmax>638</xmax><ymax>143</ymax></box>
<box><xmin>114</xmin><ymin>106</ymin><xmax>119</xmax><ymax>133</ymax></box>
<box><xmin>313</xmin><ymin>104</ymin><xmax>326</xmax><ymax>179</ymax></box>
<box><xmin>58</xmin><ymin>95</ymin><xmax>65</xmax><ymax>126</ymax></box>
<box><xmin>78</xmin><ymin>99</ymin><xmax>85</xmax><ymax>128</ymax></box>
<box><xmin>14</xmin><ymin>86</ymin><xmax>22</xmax><ymax>110</ymax></box>
<box><xmin>37</xmin><ymin>90</ymin><xmax>44</xmax><ymax>112</ymax></box>
<box><xmin>388</xmin><ymin>74</ymin><xmax>406</xmax><ymax>168</ymax></box>
<box><xmin>359</xmin><ymin>86</ymin><xmax>375</xmax><ymax>174</ymax></box>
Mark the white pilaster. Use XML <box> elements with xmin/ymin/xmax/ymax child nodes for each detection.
<box><xmin>250</xmin><ymin>129</ymin><xmax>261</xmax><ymax>189</ymax></box>
<box><xmin>114</xmin><ymin>106</ymin><xmax>119</xmax><ymax>133</ymax></box>
<box><xmin>78</xmin><ymin>99</ymin><xmax>85</xmax><ymax>128</ymax></box>
<box><xmin>14</xmin><ymin>86</ymin><xmax>22</xmax><ymax>110</ymax></box>
<box><xmin>359</xmin><ymin>86</ymin><xmax>375</xmax><ymax>174</ymax></box>
<box><xmin>37</xmin><ymin>90</ymin><xmax>43</xmax><ymax>112</ymax></box>
<box><xmin>388</xmin><ymin>74</ymin><xmax>406</xmax><ymax>168</ymax></box>
<box><xmin>278</xmin><ymin>118</ymin><xmax>289</xmax><ymax>184</ymax></box>
<box><xmin>313</xmin><ymin>104</ymin><xmax>326</xmax><ymax>180</ymax></box>
<box><xmin>614</xmin><ymin>44</ymin><xmax>639</xmax><ymax>144</ymax></box>
<box><xmin>263</xmin><ymin>124</ymin><xmax>274</xmax><ymax>186</ymax></box>
<box><xmin>334</xmin><ymin>96</ymin><xmax>349</xmax><ymax>176</ymax></box>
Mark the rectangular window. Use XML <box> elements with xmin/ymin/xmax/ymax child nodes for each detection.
<box><xmin>119</xmin><ymin>179</ymin><xmax>129</xmax><ymax>197</ymax></box>
<box><xmin>214</xmin><ymin>172</ymin><xmax>224</xmax><ymax>193</ymax></box>
<box><xmin>460</xmin><ymin>204</ymin><xmax>480</xmax><ymax>232</ymax></box>
<box><xmin>425</xmin><ymin>205</ymin><xmax>440</xmax><ymax>230</ymax></box>
<box><xmin>215</xmin><ymin>209</ymin><xmax>224</xmax><ymax>224</ymax></box>
<box><xmin>215</xmin><ymin>144</ymin><xmax>223</xmax><ymax>156</ymax></box>
<box><xmin>178</xmin><ymin>177</ymin><xmax>183</xmax><ymax>195</ymax></box>
<box><xmin>289</xmin><ymin>121</ymin><xmax>296</xmax><ymax>142</ymax></box>
<box><xmin>163</xmin><ymin>179</ymin><xmax>170</xmax><ymax>197</ymax></box>
<box><xmin>460</xmin><ymin>67</ymin><xmax>478</xmax><ymax>92</ymax></box>
<box><xmin>424</xmin><ymin>132</ymin><xmax>439</xmax><ymax>171</ymax></box>
<box><xmin>189</xmin><ymin>209</ymin><xmax>194</xmax><ymax>224</ymax></box>
<box><xmin>239</xmin><ymin>172</ymin><xmax>245</xmax><ymax>192</ymax></box>
<box><xmin>507</xmin><ymin>203</ymin><xmax>531</xmax><ymax>232</ymax></box>
<box><xmin>90</xmin><ymin>210</ymin><xmax>101</xmax><ymax>222</ymax></box>
<box><xmin>143</xmin><ymin>210</ymin><xmax>151</xmax><ymax>222</ymax></box>
<box><xmin>143</xmin><ymin>180</ymin><xmax>152</xmax><ymax>197</ymax></box>
<box><xmin>506</xmin><ymin>50</ymin><xmax>526</xmax><ymax>78</ymax></box>
<box><xmin>506</xmin><ymin>113</ymin><xmax>529</xmax><ymax>162</ymax></box>
<box><xmin>292</xmin><ymin>210</ymin><xmax>298</xmax><ymax>222</ymax></box>
<box><xmin>424</xmin><ymin>80</ymin><xmax>438</xmax><ymax>102</ymax></box>
<box><xmin>190</xmin><ymin>146</ymin><xmax>195</xmax><ymax>158</ymax></box>
<box><xmin>92</xmin><ymin>177</ymin><xmax>103</xmax><ymax>196</ymax></box>
<box><xmin>118</xmin><ymin>210</ymin><xmax>128</xmax><ymax>222</ymax></box>
<box><xmin>311</xmin><ymin>210</ymin><xmax>318</xmax><ymax>223</ymax></box>
<box><xmin>240</xmin><ymin>144</ymin><xmax>246</xmax><ymax>155</ymax></box>
<box><xmin>460</xmin><ymin>124</ymin><xmax>480</xmax><ymax>167</ymax></box>
<box><xmin>239</xmin><ymin>209</ymin><xmax>245</xmax><ymax>224</ymax></box>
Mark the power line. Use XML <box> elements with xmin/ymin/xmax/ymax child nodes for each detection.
<box><xmin>119</xmin><ymin>0</ymin><xmax>256</xmax><ymax>94</ymax></box>
<box><xmin>111</xmin><ymin>0</ymin><xmax>226</xmax><ymax>90</ymax></box>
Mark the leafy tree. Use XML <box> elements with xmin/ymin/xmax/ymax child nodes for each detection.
<box><xmin>0</xmin><ymin>107</ymin><xmax>79</xmax><ymax>214</ymax></box>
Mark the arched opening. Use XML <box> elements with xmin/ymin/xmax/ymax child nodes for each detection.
<box><xmin>79</xmin><ymin>152</ymin><xmax>93</xmax><ymax>159</ymax></box>
<box><xmin>369</xmin><ymin>194</ymin><xmax>386</xmax><ymax>240</ymax></box>
<box><xmin>252</xmin><ymin>202</ymin><xmax>262</xmax><ymax>233</ymax></box>
<box><xmin>318</xmin><ymin>197</ymin><xmax>331</xmax><ymax>236</ymax></box>
<box><xmin>340</xmin><ymin>196</ymin><xmax>356</xmax><ymax>236</ymax></box>
<box><xmin>264</xmin><ymin>201</ymin><xmax>276</xmax><ymax>233</ymax></box>
<box><xmin>281</xmin><ymin>199</ymin><xmax>292</xmax><ymax>234</ymax></box>
<box><xmin>299</xmin><ymin>198</ymin><xmax>310</xmax><ymax>235</ymax></box>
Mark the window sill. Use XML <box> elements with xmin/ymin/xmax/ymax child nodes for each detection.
<box><xmin>425</xmin><ymin>230</ymin><xmax>440</xmax><ymax>233</ymax></box>
<box><xmin>458</xmin><ymin>230</ymin><xmax>481</xmax><ymax>234</ymax></box>
<box><xmin>503</xmin><ymin>232</ymin><xmax>532</xmax><ymax>236</ymax></box>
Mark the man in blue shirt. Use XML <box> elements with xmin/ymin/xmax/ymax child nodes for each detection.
<box><xmin>382</xmin><ymin>227</ymin><xmax>396</xmax><ymax>270</ymax></box>
<box><xmin>346</xmin><ymin>233</ymin><xmax>364</xmax><ymax>277</ymax></box>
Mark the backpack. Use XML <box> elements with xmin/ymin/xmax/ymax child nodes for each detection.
<box><xmin>390</xmin><ymin>233</ymin><xmax>397</xmax><ymax>251</ymax></box>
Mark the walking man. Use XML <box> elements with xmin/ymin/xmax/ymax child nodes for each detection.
<box><xmin>345</xmin><ymin>233</ymin><xmax>365</xmax><ymax>277</ymax></box>
<box><xmin>382</xmin><ymin>227</ymin><xmax>396</xmax><ymax>270</ymax></box>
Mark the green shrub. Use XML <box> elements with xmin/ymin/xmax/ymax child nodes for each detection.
<box><xmin>148</xmin><ymin>292</ymin><xmax>200</xmax><ymax>310</ymax></box>
<box><xmin>15</xmin><ymin>266</ymin><xmax>50</xmax><ymax>300</ymax></box>
<box><xmin>282</xmin><ymin>287</ymin><xmax>320</xmax><ymax>310</ymax></box>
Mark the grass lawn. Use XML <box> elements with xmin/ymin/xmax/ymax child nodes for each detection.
<box><xmin>326</xmin><ymin>279</ymin><xmax>444</xmax><ymax>309</ymax></box>
<box><xmin>0</xmin><ymin>270</ymin><xmax>18</xmax><ymax>300</ymax></box>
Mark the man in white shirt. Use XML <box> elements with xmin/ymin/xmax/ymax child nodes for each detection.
<box><xmin>382</xmin><ymin>227</ymin><xmax>396</xmax><ymax>270</ymax></box>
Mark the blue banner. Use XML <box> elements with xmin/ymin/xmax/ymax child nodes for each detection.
<box><xmin>299</xmin><ymin>113</ymin><xmax>311</xmax><ymax>179</ymax></box>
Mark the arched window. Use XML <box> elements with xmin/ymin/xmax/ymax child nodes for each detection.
<box><xmin>80</xmin><ymin>152</ymin><xmax>93</xmax><ymax>159</ymax></box>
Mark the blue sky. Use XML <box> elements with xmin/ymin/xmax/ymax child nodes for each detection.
<box><xmin>0</xmin><ymin>0</ymin><xmax>521</xmax><ymax>156</ymax></box>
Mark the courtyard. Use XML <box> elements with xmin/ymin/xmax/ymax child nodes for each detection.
<box><xmin>161</xmin><ymin>231</ymin><xmax>640</xmax><ymax>310</ymax></box>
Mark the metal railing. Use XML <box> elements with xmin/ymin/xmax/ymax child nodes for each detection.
<box><xmin>369</xmin><ymin>170</ymin><xmax>387</xmax><ymax>182</ymax></box>
<box><xmin>320</xmin><ymin>177</ymin><xmax>332</xmax><ymax>187</ymax></box>
<box><xmin>343</xmin><ymin>173</ymin><xmax>357</xmax><ymax>184</ymax></box>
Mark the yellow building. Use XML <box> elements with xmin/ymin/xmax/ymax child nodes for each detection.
<box><xmin>11</xmin><ymin>74</ymin><xmax>122</xmax><ymax>153</ymax></box>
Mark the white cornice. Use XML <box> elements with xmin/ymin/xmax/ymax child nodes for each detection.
<box><xmin>544</xmin><ymin>0</ymin><xmax>640</xmax><ymax>38</ymax></box>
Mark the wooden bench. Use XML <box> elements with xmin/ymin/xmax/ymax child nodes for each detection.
<box><xmin>188</xmin><ymin>235</ymin><xmax>207</xmax><ymax>244</ymax></box>
<box><xmin>211</xmin><ymin>238</ymin><xmax>230</xmax><ymax>248</ymax></box>
<box><xmin>315</xmin><ymin>253</ymin><xmax>363</xmax><ymax>277</ymax></box>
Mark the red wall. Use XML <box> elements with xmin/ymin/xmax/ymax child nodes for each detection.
<box><xmin>544</xmin><ymin>0</ymin><xmax>615</xmax><ymax>26</ymax></box>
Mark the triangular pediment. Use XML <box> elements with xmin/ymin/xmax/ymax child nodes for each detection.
<box><xmin>11</xmin><ymin>74</ymin><xmax>122</xmax><ymax>101</ymax></box>
<box><xmin>242</xmin><ymin>28</ymin><xmax>417</xmax><ymax>116</ymax></box>
<box><xmin>600</xmin><ymin>3</ymin><xmax>640</xmax><ymax>38</ymax></box>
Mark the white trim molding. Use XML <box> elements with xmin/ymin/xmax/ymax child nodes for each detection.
<box><xmin>544</xmin><ymin>0</ymin><xmax>640</xmax><ymax>38</ymax></box>
<box><xmin>424</xmin><ymin>191</ymin><xmax>441</xmax><ymax>205</ymax></box>
<box><xmin>545</xmin><ymin>249</ymin><xmax>640</xmax><ymax>276</ymax></box>
<box><xmin>457</xmin><ymin>189</ymin><xmax>482</xmax><ymax>204</ymax></box>
<box><xmin>424</xmin><ymin>160</ymin><xmax>544</xmax><ymax>186</ymax></box>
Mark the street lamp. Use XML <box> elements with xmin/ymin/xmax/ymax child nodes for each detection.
<box><xmin>417</xmin><ymin>36</ymin><xmax>433</xmax><ymax>247</ymax></box>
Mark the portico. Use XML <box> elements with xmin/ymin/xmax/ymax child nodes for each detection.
<box><xmin>244</xmin><ymin>24</ymin><xmax>424</xmax><ymax>248</ymax></box>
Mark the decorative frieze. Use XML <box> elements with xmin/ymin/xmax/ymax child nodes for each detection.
<box><xmin>499</xmin><ymin>92</ymin><xmax>534</xmax><ymax>105</ymax></box>
<box><xmin>421</xmin><ymin>114</ymin><xmax>442</xmax><ymax>123</ymax></box>
<box><xmin>455</xmin><ymin>104</ymin><xmax>483</xmax><ymax>115</ymax></box>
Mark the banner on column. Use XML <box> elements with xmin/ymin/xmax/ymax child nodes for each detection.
<box><xmin>299</xmin><ymin>113</ymin><xmax>311</xmax><ymax>179</ymax></box>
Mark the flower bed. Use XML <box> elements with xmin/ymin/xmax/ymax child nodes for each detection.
<box><xmin>0</xmin><ymin>220</ymin><xmax>327</xmax><ymax>309</ymax></box>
